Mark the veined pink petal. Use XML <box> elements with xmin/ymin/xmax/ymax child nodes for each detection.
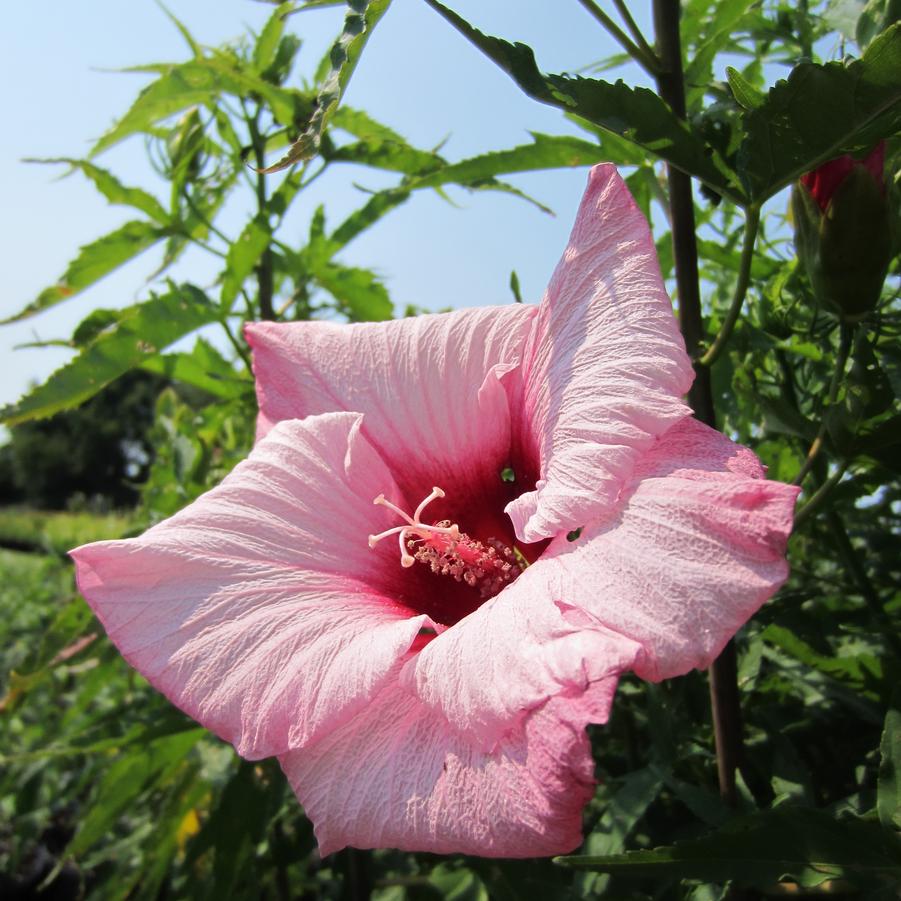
<box><xmin>508</xmin><ymin>164</ymin><xmax>695</xmax><ymax>543</ymax></box>
<box><xmin>71</xmin><ymin>414</ymin><xmax>436</xmax><ymax>759</ymax></box>
<box><xmin>404</xmin><ymin>579</ymin><xmax>639</xmax><ymax>748</ymax></box>
<box><xmin>279</xmin><ymin>675</ymin><xmax>614</xmax><ymax>858</ymax></box>
<box><xmin>246</xmin><ymin>304</ymin><xmax>537</xmax><ymax>504</ymax></box>
<box><xmin>540</xmin><ymin>417</ymin><xmax>800</xmax><ymax>680</ymax></box>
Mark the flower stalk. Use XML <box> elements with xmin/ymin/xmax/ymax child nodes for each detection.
<box><xmin>699</xmin><ymin>205</ymin><xmax>761</xmax><ymax>369</ymax></box>
<box><xmin>792</xmin><ymin>322</ymin><xmax>853</xmax><ymax>487</ymax></box>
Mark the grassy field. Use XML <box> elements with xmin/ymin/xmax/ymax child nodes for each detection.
<box><xmin>0</xmin><ymin>507</ymin><xmax>135</xmax><ymax>556</ymax></box>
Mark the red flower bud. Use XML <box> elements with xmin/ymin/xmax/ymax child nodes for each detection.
<box><xmin>800</xmin><ymin>142</ymin><xmax>886</xmax><ymax>212</ymax></box>
<box><xmin>792</xmin><ymin>142</ymin><xmax>891</xmax><ymax>321</ymax></box>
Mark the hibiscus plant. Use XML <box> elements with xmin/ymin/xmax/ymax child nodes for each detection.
<box><xmin>1</xmin><ymin>1</ymin><xmax>900</xmax><ymax>899</ymax></box>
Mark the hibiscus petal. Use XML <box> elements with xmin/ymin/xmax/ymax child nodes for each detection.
<box><xmin>71</xmin><ymin>413</ymin><xmax>435</xmax><ymax>759</ymax></box>
<box><xmin>405</xmin><ymin>579</ymin><xmax>639</xmax><ymax>748</ymax></box>
<box><xmin>508</xmin><ymin>164</ymin><xmax>695</xmax><ymax>542</ymax></box>
<box><xmin>246</xmin><ymin>304</ymin><xmax>537</xmax><ymax>503</ymax></box>
<box><xmin>544</xmin><ymin>417</ymin><xmax>800</xmax><ymax>680</ymax></box>
<box><xmin>279</xmin><ymin>676</ymin><xmax>612</xmax><ymax>857</ymax></box>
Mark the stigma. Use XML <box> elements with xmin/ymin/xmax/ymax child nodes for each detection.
<box><xmin>368</xmin><ymin>487</ymin><xmax>524</xmax><ymax>598</ymax></box>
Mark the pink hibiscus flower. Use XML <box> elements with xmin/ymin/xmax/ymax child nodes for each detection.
<box><xmin>71</xmin><ymin>165</ymin><xmax>799</xmax><ymax>858</ymax></box>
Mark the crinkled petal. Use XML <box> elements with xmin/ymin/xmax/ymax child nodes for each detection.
<box><xmin>279</xmin><ymin>675</ymin><xmax>613</xmax><ymax>857</ymax></box>
<box><xmin>246</xmin><ymin>305</ymin><xmax>537</xmax><ymax>502</ymax></box>
<box><xmin>540</xmin><ymin>417</ymin><xmax>800</xmax><ymax>680</ymax></box>
<box><xmin>508</xmin><ymin>164</ymin><xmax>694</xmax><ymax>542</ymax></box>
<box><xmin>71</xmin><ymin>413</ymin><xmax>435</xmax><ymax>759</ymax></box>
<box><xmin>404</xmin><ymin>578</ymin><xmax>639</xmax><ymax>748</ymax></box>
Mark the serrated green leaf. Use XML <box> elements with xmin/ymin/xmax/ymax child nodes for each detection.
<box><xmin>726</xmin><ymin>66</ymin><xmax>765</xmax><ymax>110</ymax></box>
<box><xmin>30</xmin><ymin>158</ymin><xmax>169</xmax><ymax>223</ymax></box>
<box><xmin>254</xmin><ymin>1</ymin><xmax>294</xmax><ymax>72</ymax></box>
<box><xmin>91</xmin><ymin>56</ymin><xmax>304</xmax><ymax>155</ymax></box>
<box><xmin>158</xmin><ymin>2</ymin><xmax>202</xmax><ymax>57</ymax></box>
<box><xmin>331</xmin><ymin>105</ymin><xmax>408</xmax><ymax>143</ymax></box>
<box><xmin>421</xmin><ymin>0</ymin><xmax>741</xmax><ymax>202</ymax></box>
<box><xmin>2</xmin><ymin>221</ymin><xmax>164</xmax><ymax>325</ymax></box>
<box><xmin>220</xmin><ymin>215</ymin><xmax>272</xmax><ymax>309</ymax></box>
<box><xmin>738</xmin><ymin>22</ymin><xmax>901</xmax><ymax>199</ymax></box>
<box><xmin>557</xmin><ymin>807</ymin><xmax>901</xmax><ymax>890</ymax></box>
<box><xmin>141</xmin><ymin>337</ymin><xmax>249</xmax><ymax>400</ymax></box>
<box><xmin>260</xmin><ymin>0</ymin><xmax>393</xmax><ymax>172</ymax></box>
<box><xmin>1</xmin><ymin>286</ymin><xmax>220</xmax><ymax>425</ymax></box>
<box><xmin>329</xmin><ymin>186</ymin><xmax>411</xmax><ymax>249</ymax></box>
<box><xmin>71</xmin><ymin>308</ymin><xmax>121</xmax><ymax>347</ymax></box>
<box><xmin>408</xmin><ymin>133</ymin><xmax>608</xmax><ymax>188</ymax></box>
<box><xmin>878</xmin><ymin>690</ymin><xmax>901</xmax><ymax>829</ymax></box>
<box><xmin>312</xmin><ymin>262</ymin><xmax>392</xmax><ymax>321</ymax></box>
<box><xmin>684</xmin><ymin>0</ymin><xmax>758</xmax><ymax>110</ymax></box>
<box><xmin>323</xmin><ymin>135</ymin><xmax>443</xmax><ymax>175</ymax></box>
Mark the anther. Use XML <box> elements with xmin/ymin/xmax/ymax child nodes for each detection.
<box><xmin>368</xmin><ymin>488</ymin><xmax>460</xmax><ymax>566</ymax></box>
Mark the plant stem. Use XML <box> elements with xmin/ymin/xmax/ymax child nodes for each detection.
<box><xmin>245</xmin><ymin>102</ymin><xmax>276</xmax><ymax>321</ymax></box>
<box><xmin>698</xmin><ymin>205</ymin><xmax>760</xmax><ymax>368</ymax></box>
<box><xmin>653</xmin><ymin>0</ymin><xmax>740</xmax><ymax>807</ymax></box>
<box><xmin>611</xmin><ymin>0</ymin><xmax>658</xmax><ymax>63</ymax></box>
<box><xmin>792</xmin><ymin>461</ymin><xmax>848</xmax><ymax>528</ymax></box>
<box><xmin>792</xmin><ymin>322</ymin><xmax>853</xmax><ymax>486</ymax></box>
<box><xmin>577</xmin><ymin>0</ymin><xmax>661</xmax><ymax>75</ymax></box>
<box><xmin>219</xmin><ymin>317</ymin><xmax>253</xmax><ymax>372</ymax></box>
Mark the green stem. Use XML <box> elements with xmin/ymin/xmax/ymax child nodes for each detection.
<box><xmin>219</xmin><ymin>318</ymin><xmax>252</xmax><ymax>372</ymax></box>
<box><xmin>792</xmin><ymin>461</ymin><xmax>848</xmax><ymax>529</ymax></box>
<box><xmin>181</xmin><ymin>186</ymin><xmax>234</xmax><ymax>249</ymax></box>
<box><xmin>792</xmin><ymin>322</ymin><xmax>854</xmax><ymax>486</ymax></box>
<box><xmin>698</xmin><ymin>204</ymin><xmax>760</xmax><ymax>367</ymax></box>
<box><xmin>577</xmin><ymin>0</ymin><xmax>661</xmax><ymax>74</ymax></box>
<box><xmin>653</xmin><ymin>0</ymin><xmax>741</xmax><ymax>808</ymax></box>
<box><xmin>244</xmin><ymin>101</ymin><xmax>276</xmax><ymax>321</ymax></box>
<box><xmin>611</xmin><ymin>0</ymin><xmax>658</xmax><ymax>65</ymax></box>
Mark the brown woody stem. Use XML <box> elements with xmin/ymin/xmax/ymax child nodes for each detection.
<box><xmin>653</xmin><ymin>0</ymin><xmax>741</xmax><ymax>806</ymax></box>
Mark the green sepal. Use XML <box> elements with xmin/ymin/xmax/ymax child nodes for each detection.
<box><xmin>793</xmin><ymin>166</ymin><xmax>891</xmax><ymax>321</ymax></box>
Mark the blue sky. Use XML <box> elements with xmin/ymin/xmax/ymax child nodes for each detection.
<box><xmin>0</xmin><ymin>0</ymin><xmax>648</xmax><ymax>411</ymax></box>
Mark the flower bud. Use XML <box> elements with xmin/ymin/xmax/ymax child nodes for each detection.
<box><xmin>791</xmin><ymin>142</ymin><xmax>891</xmax><ymax>321</ymax></box>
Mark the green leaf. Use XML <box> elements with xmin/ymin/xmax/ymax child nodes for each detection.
<box><xmin>421</xmin><ymin>0</ymin><xmax>741</xmax><ymax>202</ymax></box>
<box><xmin>879</xmin><ymin>690</ymin><xmax>901</xmax><ymax>829</ymax></box>
<box><xmin>253</xmin><ymin>1</ymin><xmax>294</xmax><ymax>72</ymax></box>
<box><xmin>220</xmin><ymin>215</ymin><xmax>271</xmax><ymax>310</ymax></box>
<box><xmin>408</xmin><ymin>133</ymin><xmax>608</xmax><ymax>188</ymax></box>
<box><xmin>738</xmin><ymin>22</ymin><xmax>901</xmax><ymax>200</ymax></box>
<box><xmin>684</xmin><ymin>0</ymin><xmax>758</xmax><ymax>110</ymax></box>
<box><xmin>30</xmin><ymin>158</ymin><xmax>169</xmax><ymax>223</ymax></box>
<box><xmin>762</xmin><ymin>624</ymin><xmax>882</xmax><ymax>689</ymax></box>
<box><xmin>71</xmin><ymin>308</ymin><xmax>122</xmax><ymax>347</ymax></box>
<box><xmin>557</xmin><ymin>807</ymin><xmax>901</xmax><ymax>890</ymax></box>
<box><xmin>2</xmin><ymin>221</ymin><xmax>164</xmax><ymax>324</ymax></box>
<box><xmin>92</xmin><ymin>56</ymin><xmax>303</xmax><ymax>155</ymax></box>
<box><xmin>726</xmin><ymin>66</ymin><xmax>765</xmax><ymax>110</ymax></box>
<box><xmin>66</xmin><ymin>729</ymin><xmax>205</xmax><ymax>858</ymax></box>
<box><xmin>1</xmin><ymin>285</ymin><xmax>220</xmax><ymax>425</ymax></box>
<box><xmin>260</xmin><ymin>0</ymin><xmax>394</xmax><ymax>172</ymax></box>
<box><xmin>329</xmin><ymin>186</ymin><xmax>411</xmax><ymax>250</ymax></box>
<box><xmin>312</xmin><ymin>262</ymin><xmax>392</xmax><ymax>321</ymax></box>
<box><xmin>141</xmin><ymin>337</ymin><xmax>249</xmax><ymax>400</ymax></box>
<box><xmin>331</xmin><ymin>105</ymin><xmax>408</xmax><ymax>143</ymax></box>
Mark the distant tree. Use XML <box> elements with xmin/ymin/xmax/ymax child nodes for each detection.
<box><xmin>0</xmin><ymin>370</ymin><xmax>167</xmax><ymax>510</ymax></box>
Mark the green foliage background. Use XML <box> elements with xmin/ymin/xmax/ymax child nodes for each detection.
<box><xmin>1</xmin><ymin>1</ymin><xmax>900</xmax><ymax>898</ymax></box>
